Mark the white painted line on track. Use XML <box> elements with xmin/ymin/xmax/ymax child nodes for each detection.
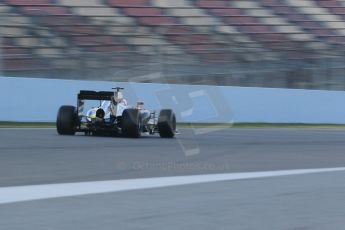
<box><xmin>0</xmin><ymin>167</ymin><xmax>345</xmax><ymax>205</ymax></box>
<box><xmin>0</xmin><ymin>127</ymin><xmax>56</xmax><ymax>130</ymax></box>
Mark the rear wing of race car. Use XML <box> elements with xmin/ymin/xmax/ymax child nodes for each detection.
<box><xmin>78</xmin><ymin>90</ymin><xmax>113</xmax><ymax>101</ymax></box>
<box><xmin>77</xmin><ymin>91</ymin><xmax>114</xmax><ymax>116</ymax></box>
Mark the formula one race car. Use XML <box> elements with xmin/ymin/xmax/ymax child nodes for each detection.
<box><xmin>56</xmin><ymin>87</ymin><xmax>176</xmax><ymax>138</ymax></box>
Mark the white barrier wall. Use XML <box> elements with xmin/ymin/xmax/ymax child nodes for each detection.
<box><xmin>1</xmin><ymin>76</ymin><xmax>345</xmax><ymax>123</ymax></box>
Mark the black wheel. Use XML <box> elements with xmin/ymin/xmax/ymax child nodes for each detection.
<box><xmin>56</xmin><ymin>105</ymin><xmax>78</xmax><ymax>135</ymax></box>
<box><xmin>122</xmin><ymin>109</ymin><xmax>141</xmax><ymax>138</ymax></box>
<box><xmin>158</xmin><ymin>109</ymin><xmax>176</xmax><ymax>138</ymax></box>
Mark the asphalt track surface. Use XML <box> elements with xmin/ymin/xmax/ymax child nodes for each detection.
<box><xmin>1</xmin><ymin>128</ymin><xmax>345</xmax><ymax>229</ymax></box>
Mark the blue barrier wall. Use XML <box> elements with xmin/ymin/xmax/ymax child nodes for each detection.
<box><xmin>1</xmin><ymin>76</ymin><xmax>345</xmax><ymax>123</ymax></box>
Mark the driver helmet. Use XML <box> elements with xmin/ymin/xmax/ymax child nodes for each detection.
<box><xmin>136</xmin><ymin>101</ymin><xmax>144</xmax><ymax>109</ymax></box>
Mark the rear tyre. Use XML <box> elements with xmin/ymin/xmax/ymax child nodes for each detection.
<box><xmin>122</xmin><ymin>109</ymin><xmax>141</xmax><ymax>138</ymax></box>
<box><xmin>158</xmin><ymin>109</ymin><xmax>176</xmax><ymax>138</ymax></box>
<box><xmin>56</xmin><ymin>105</ymin><xmax>78</xmax><ymax>135</ymax></box>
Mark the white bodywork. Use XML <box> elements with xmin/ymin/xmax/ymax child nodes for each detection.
<box><xmin>86</xmin><ymin>91</ymin><xmax>128</xmax><ymax>120</ymax></box>
<box><xmin>85</xmin><ymin>92</ymin><xmax>155</xmax><ymax>125</ymax></box>
<box><xmin>86</xmin><ymin>101</ymin><xmax>127</xmax><ymax>120</ymax></box>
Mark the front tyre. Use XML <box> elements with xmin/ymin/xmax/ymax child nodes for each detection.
<box><xmin>122</xmin><ymin>109</ymin><xmax>141</xmax><ymax>138</ymax></box>
<box><xmin>56</xmin><ymin>105</ymin><xmax>78</xmax><ymax>135</ymax></box>
<box><xmin>158</xmin><ymin>109</ymin><xmax>176</xmax><ymax>138</ymax></box>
